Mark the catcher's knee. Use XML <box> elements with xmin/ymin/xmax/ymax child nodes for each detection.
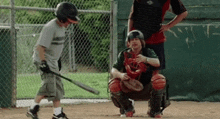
<box><xmin>151</xmin><ymin>74</ymin><xmax>166</xmax><ymax>90</ymax></box>
<box><xmin>109</xmin><ymin>78</ymin><xmax>122</xmax><ymax>92</ymax></box>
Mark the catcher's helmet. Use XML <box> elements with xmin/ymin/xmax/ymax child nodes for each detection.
<box><xmin>126</xmin><ymin>30</ymin><xmax>145</xmax><ymax>47</ymax></box>
<box><xmin>55</xmin><ymin>2</ymin><xmax>80</xmax><ymax>23</ymax></box>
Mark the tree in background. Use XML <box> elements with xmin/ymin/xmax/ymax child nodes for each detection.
<box><xmin>80</xmin><ymin>0</ymin><xmax>110</xmax><ymax>71</ymax></box>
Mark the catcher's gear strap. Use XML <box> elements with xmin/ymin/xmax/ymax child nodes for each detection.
<box><xmin>160</xmin><ymin>80</ymin><xmax>171</xmax><ymax>114</ymax></box>
<box><xmin>111</xmin><ymin>92</ymin><xmax>134</xmax><ymax>113</ymax></box>
<box><xmin>160</xmin><ymin>91</ymin><xmax>171</xmax><ymax>114</ymax></box>
<box><xmin>151</xmin><ymin>74</ymin><xmax>166</xmax><ymax>90</ymax></box>
<box><xmin>111</xmin><ymin>96</ymin><xmax>121</xmax><ymax>108</ymax></box>
<box><xmin>148</xmin><ymin>89</ymin><xmax>164</xmax><ymax>117</ymax></box>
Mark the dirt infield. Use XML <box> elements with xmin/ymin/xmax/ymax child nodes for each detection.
<box><xmin>1</xmin><ymin>101</ymin><xmax>220</xmax><ymax>119</ymax></box>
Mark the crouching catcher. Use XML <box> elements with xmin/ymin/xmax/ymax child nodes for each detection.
<box><xmin>109</xmin><ymin>30</ymin><xmax>170</xmax><ymax>118</ymax></box>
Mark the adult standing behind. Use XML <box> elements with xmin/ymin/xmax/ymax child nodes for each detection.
<box><xmin>127</xmin><ymin>0</ymin><xmax>188</xmax><ymax>114</ymax></box>
<box><xmin>128</xmin><ymin>0</ymin><xmax>188</xmax><ymax>72</ymax></box>
<box><xmin>26</xmin><ymin>2</ymin><xmax>80</xmax><ymax>119</ymax></box>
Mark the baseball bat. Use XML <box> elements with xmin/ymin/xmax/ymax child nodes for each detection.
<box><xmin>50</xmin><ymin>71</ymin><xmax>100</xmax><ymax>95</ymax></box>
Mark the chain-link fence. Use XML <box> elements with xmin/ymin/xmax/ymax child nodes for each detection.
<box><xmin>0</xmin><ymin>0</ymin><xmax>112</xmax><ymax>107</ymax></box>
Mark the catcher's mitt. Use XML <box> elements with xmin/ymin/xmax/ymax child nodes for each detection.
<box><xmin>120</xmin><ymin>79</ymin><xmax>143</xmax><ymax>93</ymax></box>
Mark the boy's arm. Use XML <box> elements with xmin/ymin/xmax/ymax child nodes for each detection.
<box><xmin>36</xmin><ymin>45</ymin><xmax>46</xmax><ymax>61</ymax></box>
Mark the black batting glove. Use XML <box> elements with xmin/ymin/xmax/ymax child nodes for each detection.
<box><xmin>39</xmin><ymin>60</ymin><xmax>51</xmax><ymax>73</ymax></box>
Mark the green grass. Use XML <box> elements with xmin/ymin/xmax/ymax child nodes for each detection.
<box><xmin>17</xmin><ymin>73</ymin><xmax>110</xmax><ymax>99</ymax></box>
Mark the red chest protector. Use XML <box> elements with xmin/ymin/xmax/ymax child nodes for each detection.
<box><xmin>124</xmin><ymin>52</ymin><xmax>147</xmax><ymax>79</ymax></box>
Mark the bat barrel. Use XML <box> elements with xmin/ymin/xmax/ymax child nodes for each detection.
<box><xmin>50</xmin><ymin>71</ymin><xmax>100</xmax><ymax>95</ymax></box>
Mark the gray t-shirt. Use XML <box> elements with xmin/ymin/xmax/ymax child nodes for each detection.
<box><xmin>33</xmin><ymin>18</ymin><xmax>65</xmax><ymax>72</ymax></box>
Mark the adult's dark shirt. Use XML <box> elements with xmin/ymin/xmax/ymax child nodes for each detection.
<box><xmin>131</xmin><ymin>0</ymin><xmax>187</xmax><ymax>40</ymax></box>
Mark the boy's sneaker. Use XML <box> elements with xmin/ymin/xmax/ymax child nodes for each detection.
<box><xmin>52</xmin><ymin>112</ymin><xmax>68</xmax><ymax>119</ymax></box>
<box><xmin>26</xmin><ymin>105</ymin><xmax>40</xmax><ymax>119</ymax></box>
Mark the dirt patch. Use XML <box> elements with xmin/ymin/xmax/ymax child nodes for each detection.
<box><xmin>1</xmin><ymin>101</ymin><xmax>220</xmax><ymax>119</ymax></box>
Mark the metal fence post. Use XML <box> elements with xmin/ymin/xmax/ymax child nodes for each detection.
<box><xmin>109</xmin><ymin>0</ymin><xmax>114</xmax><ymax>77</ymax></box>
<box><xmin>10</xmin><ymin>0</ymin><xmax>17</xmax><ymax>107</ymax></box>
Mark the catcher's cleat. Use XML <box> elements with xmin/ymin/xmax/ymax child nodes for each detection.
<box><xmin>147</xmin><ymin>111</ymin><xmax>162</xmax><ymax>118</ymax></box>
<box><xmin>125</xmin><ymin>110</ymin><xmax>135</xmax><ymax>117</ymax></box>
<box><xmin>52</xmin><ymin>112</ymin><xmax>68</xmax><ymax>119</ymax></box>
<box><xmin>120</xmin><ymin>99</ymin><xmax>135</xmax><ymax>117</ymax></box>
<box><xmin>120</xmin><ymin>109</ymin><xmax>135</xmax><ymax>117</ymax></box>
<box><xmin>26</xmin><ymin>105</ymin><xmax>40</xmax><ymax>119</ymax></box>
<box><xmin>154</xmin><ymin>114</ymin><xmax>162</xmax><ymax>118</ymax></box>
<box><xmin>120</xmin><ymin>108</ymin><xmax>126</xmax><ymax>117</ymax></box>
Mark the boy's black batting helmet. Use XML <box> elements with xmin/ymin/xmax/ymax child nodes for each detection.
<box><xmin>55</xmin><ymin>2</ymin><xmax>80</xmax><ymax>23</ymax></box>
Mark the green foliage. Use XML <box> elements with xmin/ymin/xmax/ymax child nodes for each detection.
<box><xmin>44</xmin><ymin>0</ymin><xmax>110</xmax><ymax>10</ymax></box>
<box><xmin>0</xmin><ymin>1</ymin><xmax>10</xmax><ymax>16</ymax></box>
<box><xmin>1</xmin><ymin>1</ymin><xmax>10</xmax><ymax>5</ymax></box>
<box><xmin>91</xmin><ymin>38</ymin><xmax>110</xmax><ymax>72</ymax></box>
<box><xmin>15</xmin><ymin>0</ymin><xmax>51</xmax><ymax>24</ymax></box>
<box><xmin>83</xmin><ymin>0</ymin><xmax>110</xmax><ymax>10</ymax></box>
<box><xmin>16</xmin><ymin>11</ymin><xmax>54</xmax><ymax>24</ymax></box>
<box><xmin>79</xmin><ymin>13</ymin><xmax>110</xmax><ymax>71</ymax></box>
<box><xmin>17</xmin><ymin>36</ymin><xmax>39</xmax><ymax>74</ymax></box>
